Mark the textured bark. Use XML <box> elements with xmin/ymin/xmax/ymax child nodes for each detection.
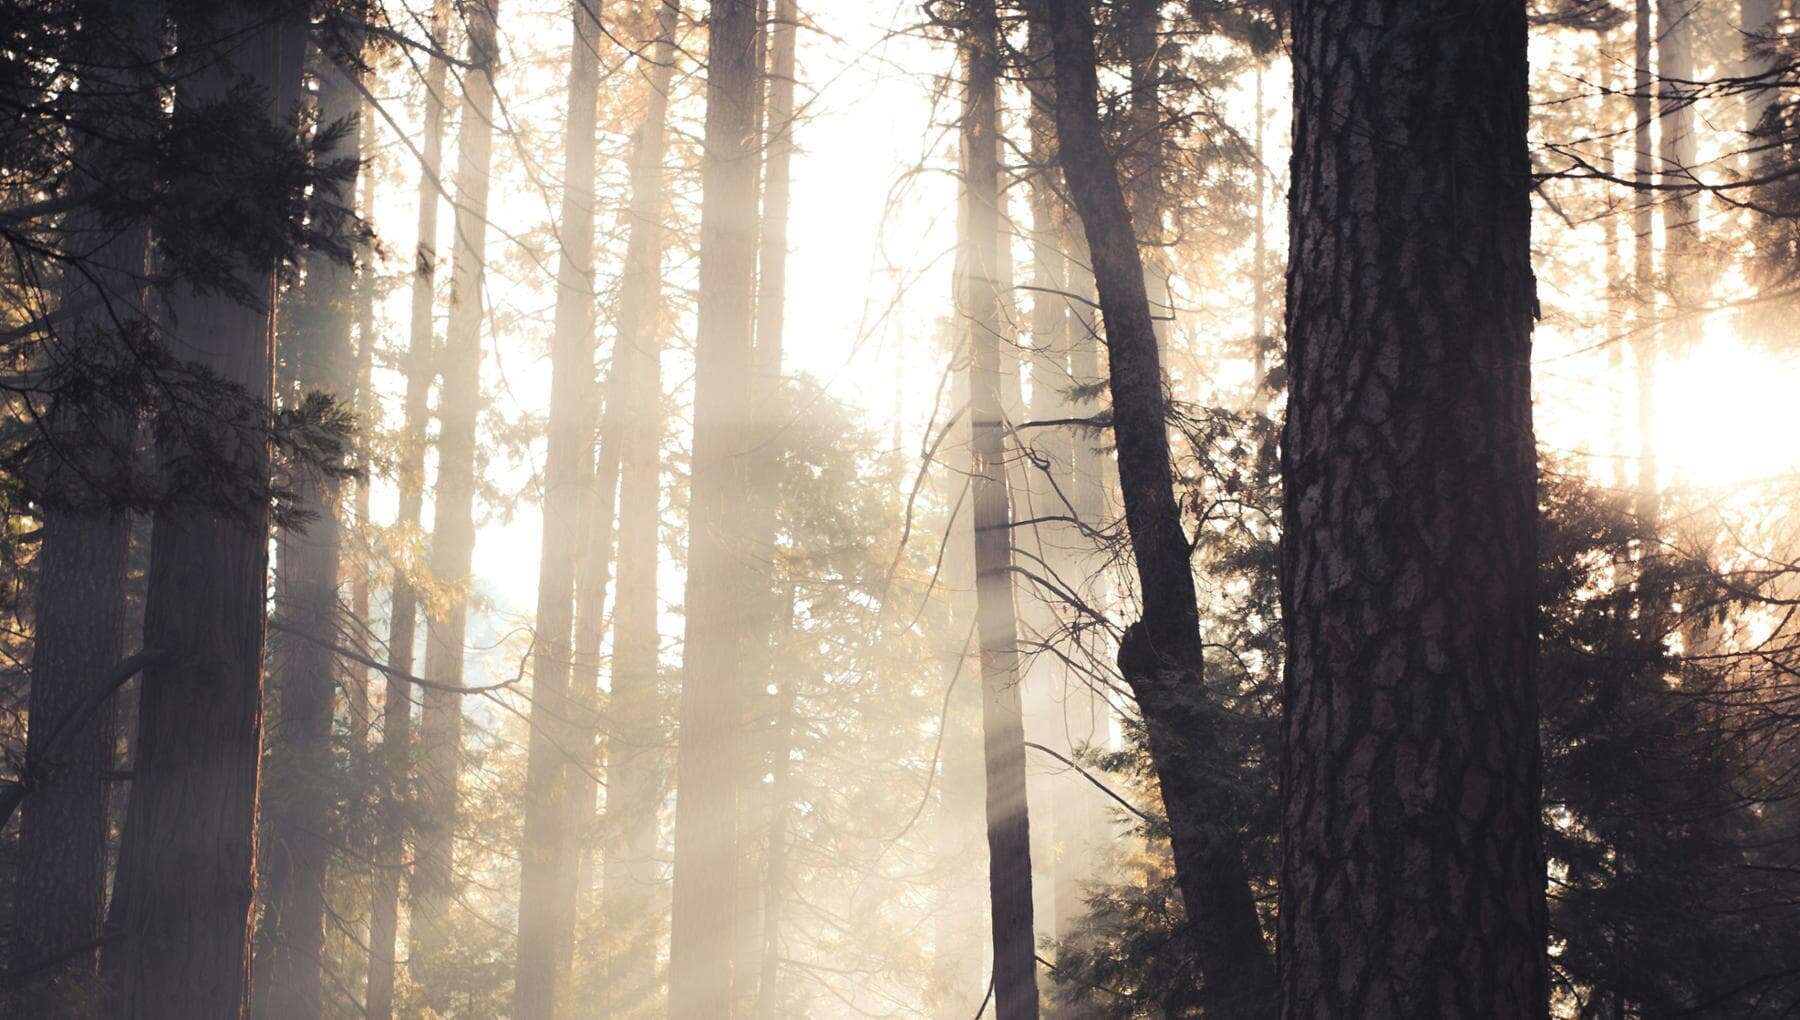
<box><xmin>963</xmin><ymin>2</ymin><xmax>1040</xmax><ymax>1016</ymax></box>
<box><xmin>100</xmin><ymin>9</ymin><xmax>306</xmax><ymax>1017</ymax></box>
<box><xmin>1034</xmin><ymin>1</ymin><xmax>1276</xmax><ymax>1011</ymax></box>
<box><xmin>411</xmin><ymin>2</ymin><xmax>501</xmax><ymax>1006</ymax></box>
<box><xmin>254</xmin><ymin>26</ymin><xmax>364</xmax><ymax>1020</ymax></box>
<box><xmin>514</xmin><ymin>3</ymin><xmax>603</xmax><ymax>1014</ymax></box>
<box><xmin>11</xmin><ymin>3</ymin><xmax>147</xmax><ymax>1012</ymax></box>
<box><xmin>591</xmin><ymin>6</ymin><xmax>678</xmax><ymax>1015</ymax></box>
<box><xmin>1279</xmin><ymin>1</ymin><xmax>1547</xmax><ymax>1016</ymax></box>
<box><xmin>365</xmin><ymin>6</ymin><xmax>450</xmax><ymax>1017</ymax></box>
<box><xmin>667</xmin><ymin>0</ymin><xmax>762</xmax><ymax>1013</ymax></box>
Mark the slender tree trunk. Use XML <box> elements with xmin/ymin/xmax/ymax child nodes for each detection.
<box><xmin>1656</xmin><ymin>0</ymin><xmax>1699</xmax><ymax>349</ymax></box>
<box><xmin>1034</xmin><ymin>2</ymin><xmax>1276</xmax><ymax>1011</ymax></box>
<box><xmin>365</xmin><ymin>6</ymin><xmax>451</xmax><ymax>1017</ymax></box>
<box><xmin>255</xmin><ymin>23</ymin><xmax>365</xmax><ymax>1020</ymax></box>
<box><xmin>12</xmin><ymin>3</ymin><xmax>148</xmax><ymax>1012</ymax></box>
<box><xmin>1280</xmin><ymin>1</ymin><xmax>1547</xmax><ymax>1015</ymax></box>
<box><xmin>1123</xmin><ymin>0</ymin><xmax>1167</xmax><ymax>350</ymax></box>
<box><xmin>668</xmin><ymin>0</ymin><xmax>763</xmax><ymax>1013</ymax></box>
<box><xmin>101</xmin><ymin>9</ymin><xmax>307</xmax><ymax>1017</ymax></box>
<box><xmin>411</xmin><ymin>2</ymin><xmax>501</xmax><ymax>1007</ymax></box>
<box><xmin>963</xmin><ymin>2</ymin><xmax>1039</xmax><ymax>1016</ymax></box>
<box><xmin>734</xmin><ymin>0</ymin><xmax>798</xmax><ymax>1005</ymax></box>
<box><xmin>1633</xmin><ymin>0</ymin><xmax>1660</xmax><ymax>536</ymax></box>
<box><xmin>515</xmin><ymin>3</ymin><xmax>603</xmax><ymax>1014</ymax></box>
<box><xmin>587</xmin><ymin>7</ymin><xmax>679</xmax><ymax>1017</ymax></box>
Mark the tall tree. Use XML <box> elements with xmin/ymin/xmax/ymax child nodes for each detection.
<box><xmin>255</xmin><ymin>18</ymin><xmax>366</xmax><ymax>1020</ymax></box>
<box><xmin>734</xmin><ymin>0</ymin><xmax>798</xmax><ymax>1003</ymax></box>
<box><xmin>667</xmin><ymin>0</ymin><xmax>761</xmax><ymax>1012</ymax></box>
<box><xmin>101</xmin><ymin>6</ymin><xmax>308</xmax><ymax>1016</ymax></box>
<box><xmin>1279</xmin><ymin>0</ymin><xmax>1547</xmax><ymax>1015</ymax></box>
<box><xmin>365</xmin><ymin>4</ymin><xmax>452</xmax><ymax>1017</ymax></box>
<box><xmin>413</xmin><ymin>0</ymin><xmax>502</xmax><ymax>1006</ymax></box>
<box><xmin>589</xmin><ymin>5</ymin><xmax>679</xmax><ymax>1015</ymax></box>
<box><xmin>515</xmin><ymin>0</ymin><xmax>603</xmax><ymax>1013</ymax></box>
<box><xmin>962</xmin><ymin>0</ymin><xmax>1039</xmax><ymax>1015</ymax></box>
<box><xmin>11</xmin><ymin>2</ymin><xmax>151</xmax><ymax>1011</ymax></box>
<box><xmin>1034</xmin><ymin>0</ymin><xmax>1276</xmax><ymax>1010</ymax></box>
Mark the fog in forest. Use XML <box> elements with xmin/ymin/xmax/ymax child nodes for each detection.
<box><xmin>6</xmin><ymin>0</ymin><xmax>1800</xmax><ymax>1017</ymax></box>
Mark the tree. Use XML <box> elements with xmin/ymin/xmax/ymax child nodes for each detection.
<box><xmin>365</xmin><ymin>2</ymin><xmax>450</xmax><ymax>1014</ymax></box>
<box><xmin>1279</xmin><ymin>0</ymin><xmax>1547</xmax><ymax>1014</ymax></box>
<box><xmin>962</xmin><ymin>0</ymin><xmax>1040</xmax><ymax>1016</ymax></box>
<box><xmin>668</xmin><ymin>0</ymin><xmax>762</xmax><ymax>1013</ymax></box>
<box><xmin>10</xmin><ymin>2</ymin><xmax>152</xmax><ymax>1012</ymax></box>
<box><xmin>412</xmin><ymin>0</ymin><xmax>501</xmax><ymax>1006</ymax></box>
<box><xmin>255</xmin><ymin>15</ymin><xmax>366</xmax><ymax>1020</ymax></box>
<box><xmin>515</xmin><ymin>0</ymin><xmax>604</xmax><ymax>1013</ymax></box>
<box><xmin>590</xmin><ymin>7</ymin><xmax>679</xmax><ymax>1009</ymax></box>
<box><xmin>1032</xmin><ymin>0</ymin><xmax>1276</xmax><ymax>1010</ymax></box>
<box><xmin>101</xmin><ymin>5</ymin><xmax>310</xmax><ymax>1016</ymax></box>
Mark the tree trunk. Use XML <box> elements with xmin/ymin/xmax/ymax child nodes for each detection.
<box><xmin>963</xmin><ymin>2</ymin><xmax>1040</xmax><ymax>1016</ymax></box>
<box><xmin>12</xmin><ymin>3</ymin><xmax>148</xmax><ymax>1012</ymax></box>
<box><xmin>589</xmin><ymin>6</ymin><xmax>679</xmax><ymax>1016</ymax></box>
<box><xmin>734</xmin><ymin>0</ymin><xmax>798</xmax><ymax>1005</ymax></box>
<box><xmin>1034</xmin><ymin>1</ymin><xmax>1276</xmax><ymax>1011</ymax></box>
<box><xmin>668</xmin><ymin>0</ymin><xmax>763</xmax><ymax>1014</ymax></box>
<box><xmin>365</xmin><ymin>5</ymin><xmax>450</xmax><ymax>1017</ymax></box>
<box><xmin>100</xmin><ymin>8</ymin><xmax>306</xmax><ymax>1017</ymax></box>
<box><xmin>1656</xmin><ymin>0</ymin><xmax>1699</xmax><ymax>349</ymax></box>
<box><xmin>411</xmin><ymin>1</ymin><xmax>501</xmax><ymax>1007</ymax></box>
<box><xmin>515</xmin><ymin>2</ymin><xmax>603</xmax><ymax>1014</ymax></box>
<box><xmin>255</xmin><ymin>23</ymin><xmax>364</xmax><ymax>1020</ymax></box>
<box><xmin>1279</xmin><ymin>1</ymin><xmax>1547</xmax><ymax>1015</ymax></box>
<box><xmin>1122</xmin><ymin>0</ymin><xmax>1168</xmax><ymax>350</ymax></box>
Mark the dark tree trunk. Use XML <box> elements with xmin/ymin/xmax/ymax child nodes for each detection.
<box><xmin>1033</xmin><ymin>1</ymin><xmax>1276</xmax><ymax>1011</ymax></box>
<box><xmin>515</xmin><ymin>2</ymin><xmax>603</xmax><ymax>1014</ymax></box>
<box><xmin>365</xmin><ymin>5</ymin><xmax>450</xmax><ymax>1017</ymax></box>
<box><xmin>667</xmin><ymin>0</ymin><xmax>762</xmax><ymax>1014</ymax></box>
<box><xmin>100</xmin><ymin>8</ymin><xmax>306</xmax><ymax>1017</ymax></box>
<box><xmin>591</xmin><ymin>5</ymin><xmax>678</xmax><ymax>1016</ymax></box>
<box><xmin>12</xmin><ymin>3</ymin><xmax>149</xmax><ymax>1012</ymax></box>
<box><xmin>411</xmin><ymin>2</ymin><xmax>501</xmax><ymax>1007</ymax></box>
<box><xmin>254</xmin><ymin>22</ymin><xmax>364</xmax><ymax>1020</ymax></box>
<box><xmin>1279</xmin><ymin>1</ymin><xmax>1547</xmax><ymax>1015</ymax></box>
<box><xmin>963</xmin><ymin>2</ymin><xmax>1040</xmax><ymax>1016</ymax></box>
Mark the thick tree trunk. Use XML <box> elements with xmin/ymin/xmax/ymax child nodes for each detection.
<box><xmin>1279</xmin><ymin>1</ymin><xmax>1547</xmax><ymax>1015</ymax></box>
<box><xmin>588</xmin><ymin>6</ymin><xmax>679</xmax><ymax>1016</ymax></box>
<box><xmin>12</xmin><ymin>4</ymin><xmax>148</xmax><ymax>1012</ymax></box>
<box><xmin>365</xmin><ymin>6</ymin><xmax>450</xmax><ymax>1018</ymax></box>
<box><xmin>1034</xmin><ymin>1</ymin><xmax>1276</xmax><ymax>1011</ymax></box>
<box><xmin>667</xmin><ymin>0</ymin><xmax>763</xmax><ymax>1014</ymax></box>
<box><xmin>255</xmin><ymin>25</ymin><xmax>364</xmax><ymax>1020</ymax></box>
<box><xmin>411</xmin><ymin>2</ymin><xmax>501</xmax><ymax>1007</ymax></box>
<box><xmin>514</xmin><ymin>3</ymin><xmax>603</xmax><ymax>1015</ymax></box>
<box><xmin>100</xmin><ymin>9</ymin><xmax>306</xmax><ymax>1017</ymax></box>
<box><xmin>963</xmin><ymin>2</ymin><xmax>1040</xmax><ymax>1016</ymax></box>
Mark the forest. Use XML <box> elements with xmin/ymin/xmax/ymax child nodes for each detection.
<box><xmin>3</xmin><ymin>0</ymin><xmax>1800</xmax><ymax>1017</ymax></box>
